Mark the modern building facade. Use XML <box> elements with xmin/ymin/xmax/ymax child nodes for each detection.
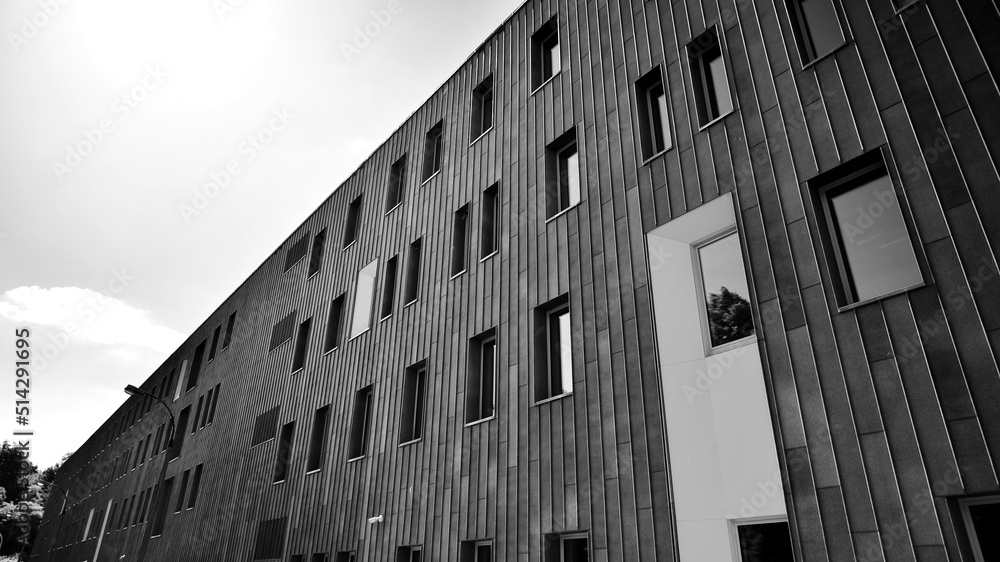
<box><xmin>32</xmin><ymin>0</ymin><xmax>1000</xmax><ymax>560</ymax></box>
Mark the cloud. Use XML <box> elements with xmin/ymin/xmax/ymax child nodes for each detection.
<box><xmin>0</xmin><ymin>286</ymin><xmax>183</xmax><ymax>353</ymax></box>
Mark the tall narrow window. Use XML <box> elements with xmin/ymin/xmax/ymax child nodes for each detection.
<box><xmin>386</xmin><ymin>155</ymin><xmax>406</xmax><ymax>212</ymax></box>
<box><xmin>192</xmin><ymin>398</ymin><xmax>203</xmax><ymax>435</ymax></box>
<box><xmin>150</xmin><ymin>477</ymin><xmax>171</xmax><ymax>536</ymax></box>
<box><xmin>471</xmin><ymin>75</ymin><xmax>494</xmax><ymax>140</ymax></box>
<box><xmin>696</xmin><ymin>232</ymin><xmax>755</xmax><ymax>348</ymax></box>
<box><xmin>403</xmin><ymin>239</ymin><xmax>422</xmax><ymax>304</ymax></box>
<box><xmin>170</xmin><ymin>406</ymin><xmax>191</xmax><ymax>460</ymax></box>
<box><xmin>481</xmin><ymin>183</ymin><xmax>500</xmax><ymax>258</ymax></box>
<box><xmin>534</xmin><ymin>295</ymin><xmax>573</xmax><ymax>402</ymax></box>
<box><xmin>343</xmin><ymin>196</ymin><xmax>363</xmax><ymax>248</ymax></box>
<box><xmin>207</xmin><ymin>383</ymin><xmax>221</xmax><ymax>425</ymax></box>
<box><xmin>186</xmin><ymin>464</ymin><xmax>203</xmax><ymax>509</ymax></box>
<box><xmin>544</xmin><ymin>533</ymin><xmax>589</xmax><ymax>562</ymax></box>
<box><xmin>461</xmin><ymin>540</ymin><xmax>493</xmax><ymax>562</ymax></box>
<box><xmin>186</xmin><ymin>340</ymin><xmax>206</xmax><ymax>392</ymax></box>
<box><xmin>350</xmin><ymin>260</ymin><xmax>379</xmax><ymax>338</ymax></box>
<box><xmin>199</xmin><ymin>391</ymin><xmax>212</xmax><ymax>429</ymax></box>
<box><xmin>421</xmin><ymin>121</ymin><xmax>444</xmax><ymax>181</ymax></box>
<box><xmin>787</xmin><ymin>0</ymin><xmax>845</xmax><ymax>64</ymax></box>
<box><xmin>531</xmin><ymin>18</ymin><xmax>560</xmax><ymax>89</ymax></box>
<box><xmin>466</xmin><ymin>330</ymin><xmax>497</xmax><ymax>424</ymax></box>
<box><xmin>306</xmin><ymin>405</ymin><xmax>331</xmax><ymax>472</ymax></box>
<box><xmin>736</xmin><ymin>521</ymin><xmax>794</xmax><ymax>561</ymax></box>
<box><xmin>174</xmin><ymin>470</ymin><xmax>189</xmax><ymax>513</ymax></box>
<box><xmin>815</xmin><ymin>155</ymin><xmax>923</xmax><ymax>306</ymax></box>
<box><xmin>399</xmin><ymin>363</ymin><xmax>426</xmax><ymax>444</ymax></box>
<box><xmin>308</xmin><ymin>228</ymin><xmax>327</xmax><ymax>277</ymax></box>
<box><xmin>222</xmin><ymin>311</ymin><xmax>237</xmax><ymax>350</ymax></box>
<box><xmin>208</xmin><ymin>325</ymin><xmax>221</xmax><ymax>361</ymax></box>
<box><xmin>323</xmin><ymin>295</ymin><xmax>346</xmax><ymax>353</ymax></box>
<box><xmin>960</xmin><ymin>496</ymin><xmax>1000</xmax><ymax>562</ymax></box>
<box><xmin>546</xmin><ymin>130</ymin><xmax>581</xmax><ymax>219</ymax></box>
<box><xmin>636</xmin><ymin>67</ymin><xmax>672</xmax><ymax>159</ymax></box>
<box><xmin>690</xmin><ymin>27</ymin><xmax>733</xmax><ymax>126</ymax></box>
<box><xmin>291</xmin><ymin>318</ymin><xmax>312</xmax><ymax>373</ymax></box>
<box><xmin>274</xmin><ymin>421</ymin><xmax>295</xmax><ymax>483</ymax></box>
<box><xmin>348</xmin><ymin>385</ymin><xmax>374</xmax><ymax>460</ymax></box>
<box><xmin>452</xmin><ymin>205</ymin><xmax>470</xmax><ymax>276</ymax></box>
<box><xmin>381</xmin><ymin>256</ymin><xmax>399</xmax><ymax>320</ymax></box>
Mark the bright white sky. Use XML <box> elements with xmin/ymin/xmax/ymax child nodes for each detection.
<box><xmin>0</xmin><ymin>0</ymin><xmax>523</xmax><ymax>470</ymax></box>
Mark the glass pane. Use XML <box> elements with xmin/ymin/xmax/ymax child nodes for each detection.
<box><xmin>350</xmin><ymin>260</ymin><xmax>378</xmax><ymax>338</ymax></box>
<box><xmin>549</xmin><ymin>41</ymin><xmax>561</xmax><ymax>75</ymax></box>
<box><xmin>558</xmin><ymin>311</ymin><xmax>572</xmax><ymax>394</ymax></box>
<box><xmin>969</xmin><ymin>501</ymin><xmax>1000</xmax><ymax>560</ymax></box>
<box><xmin>481</xmin><ymin>339</ymin><xmax>496</xmax><ymax>417</ymax></box>
<box><xmin>737</xmin><ymin>522</ymin><xmax>794</xmax><ymax>562</ymax></box>
<box><xmin>477</xmin><ymin>545</ymin><xmax>492</xmax><ymax>562</ymax></box>
<box><xmin>563</xmin><ymin>537</ymin><xmax>589</xmax><ymax>562</ymax></box>
<box><xmin>566</xmin><ymin>150</ymin><xmax>580</xmax><ymax>207</ymax></box>
<box><xmin>698</xmin><ymin>232</ymin><xmax>755</xmax><ymax>347</ymax></box>
<box><xmin>655</xmin><ymin>89</ymin><xmax>670</xmax><ymax>150</ymax></box>
<box><xmin>798</xmin><ymin>0</ymin><xmax>844</xmax><ymax>59</ymax></box>
<box><xmin>830</xmin><ymin>174</ymin><xmax>922</xmax><ymax>302</ymax></box>
<box><xmin>708</xmin><ymin>50</ymin><xmax>733</xmax><ymax>116</ymax></box>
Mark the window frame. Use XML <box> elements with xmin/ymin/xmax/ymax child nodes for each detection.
<box><xmin>691</xmin><ymin>228</ymin><xmax>757</xmax><ymax>355</ymax></box>
<box><xmin>381</xmin><ymin>255</ymin><xmax>400</xmax><ymax>320</ymax></box>
<box><xmin>323</xmin><ymin>294</ymin><xmax>346</xmax><ymax>354</ymax></box>
<box><xmin>785</xmin><ymin>0</ymin><xmax>848</xmax><ymax>67</ymax></box>
<box><xmin>688</xmin><ymin>26</ymin><xmax>735</xmax><ymax>128</ymax></box>
<box><xmin>291</xmin><ymin>317</ymin><xmax>312</xmax><ymax>374</ymax></box>
<box><xmin>421</xmin><ymin>121</ymin><xmax>444</xmax><ymax>183</ymax></box>
<box><xmin>403</xmin><ymin>238</ymin><xmax>423</xmax><ymax>305</ymax></box>
<box><xmin>349</xmin><ymin>259</ymin><xmax>379</xmax><ymax>340</ymax></box>
<box><xmin>347</xmin><ymin>385</ymin><xmax>374</xmax><ymax>461</ymax></box>
<box><xmin>635</xmin><ymin>66</ymin><xmax>673</xmax><ymax>161</ymax></box>
<box><xmin>386</xmin><ymin>155</ymin><xmax>407</xmax><ymax>214</ymax></box>
<box><xmin>531</xmin><ymin>17</ymin><xmax>561</xmax><ymax>92</ymax></box>
<box><xmin>451</xmin><ymin>204</ymin><xmax>471</xmax><ymax>278</ymax></box>
<box><xmin>959</xmin><ymin>495</ymin><xmax>1000</xmax><ymax>562</ymax></box>
<box><xmin>729</xmin><ymin>517</ymin><xmax>794</xmax><ymax>562</ymax></box>
<box><xmin>534</xmin><ymin>295</ymin><xmax>573</xmax><ymax>405</ymax></box>
<box><xmin>465</xmin><ymin>330</ymin><xmax>497</xmax><ymax>426</ymax></box>
<box><xmin>471</xmin><ymin>74</ymin><xmax>495</xmax><ymax>143</ymax></box>
<box><xmin>545</xmin><ymin>129</ymin><xmax>581</xmax><ymax>221</ymax></box>
<box><xmin>307</xmin><ymin>228</ymin><xmax>328</xmax><ymax>278</ymax></box>
<box><xmin>306</xmin><ymin>405</ymin><xmax>331</xmax><ymax>473</ymax></box>
<box><xmin>343</xmin><ymin>196</ymin><xmax>363</xmax><ymax>249</ymax></box>
<box><xmin>399</xmin><ymin>363</ymin><xmax>427</xmax><ymax>445</ymax></box>
<box><xmin>480</xmin><ymin>183</ymin><xmax>500</xmax><ymax>260</ymax></box>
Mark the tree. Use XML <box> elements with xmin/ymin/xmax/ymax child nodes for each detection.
<box><xmin>706</xmin><ymin>286</ymin><xmax>754</xmax><ymax>347</ymax></box>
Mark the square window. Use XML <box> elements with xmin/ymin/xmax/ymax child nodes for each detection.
<box><xmin>814</xmin><ymin>155</ymin><xmax>923</xmax><ymax>306</ymax></box>
<box><xmin>481</xmin><ymin>183</ymin><xmax>500</xmax><ymax>258</ymax></box>
<box><xmin>534</xmin><ymin>295</ymin><xmax>573</xmax><ymax>402</ymax></box>
<box><xmin>471</xmin><ymin>75</ymin><xmax>494</xmax><ymax>139</ymax></box>
<box><xmin>284</xmin><ymin>232</ymin><xmax>311</xmax><ymax>272</ymax></box>
<box><xmin>546</xmin><ymin>130</ymin><xmax>581</xmax><ymax>219</ymax></box>
<box><xmin>306</xmin><ymin>405</ymin><xmax>330</xmax><ymax>472</ymax></box>
<box><xmin>689</xmin><ymin>27</ymin><xmax>734</xmax><ymax>126</ymax></box>
<box><xmin>386</xmin><ymin>155</ymin><xmax>406</xmax><ymax>211</ymax></box>
<box><xmin>335</xmin><ymin>553</ymin><xmax>356</xmax><ymax>562</ymax></box>
<box><xmin>421</xmin><ymin>121</ymin><xmax>444</xmax><ymax>181</ymax></box>
<box><xmin>532</xmin><ymin>18</ymin><xmax>560</xmax><ymax>89</ymax></box>
<box><xmin>787</xmin><ymin>0</ymin><xmax>845</xmax><ymax>64</ymax></box>
<box><xmin>696</xmin><ymin>231</ymin><xmax>755</xmax><ymax>349</ymax></box>
<box><xmin>308</xmin><ymin>228</ymin><xmax>327</xmax><ymax>277</ymax></box>
<box><xmin>274</xmin><ymin>421</ymin><xmax>295</xmax><ymax>483</ymax></box>
<box><xmin>350</xmin><ymin>259</ymin><xmax>379</xmax><ymax>339</ymax></box>
<box><xmin>452</xmin><ymin>204</ymin><xmax>470</xmax><ymax>276</ymax></box>
<box><xmin>736</xmin><ymin>521</ymin><xmax>794</xmax><ymax>561</ymax></box>
<box><xmin>460</xmin><ymin>540</ymin><xmax>493</xmax><ymax>562</ymax></box>
<box><xmin>344</xmin><ymin>196</ymin><xmax>363</xmax><ymax>248</ymax></box>
<box><xmin>381</xmin><ymin>255</ymin><xmax>399</xmax><ymax>319</ymax></box>
<box><xmin>960</xmin><ymin>495</ymin><xmax>1000</xmax><ymax>562</ymax></box>
<box><xmin>636</xmin><ymin>67</ymin><xmax>672</xmax><ymax>159</ymax></box>
<box><xmin>348</xmin><ymin>385</ymin><xmax>374</xmax><ymax>460</ymax></box>
<box><xmin>399</xmin><ymin>362</ymin><xmax>426</xmax><ymax>443</ymax></box>
<box><xmin>466</xmin><ymin>330</ymin><xmax>497</xmax><ymax>423</ymax></box>
<box><xmin>397</xmin><ymin>545</ymin><xmax>422</xmax><ymax>562</ymax></box>
<box><xmin>312</xmin><ymin>554</ymin><xmax>330</xmax><ymax>562</ymax></box>
<box><xmin>323</xmin><ymin>294</ymin><xmax>346</xmax><ymax>353</ymax></box>
<box><xmin>403</xmin><ymin>238</ymin><xmax>423</xmax><ymax>304</ymax></box>
<box><xmin>543</xmin><ymin>532</ymin><xmax>589</xmax><ymax>562</ymax></box>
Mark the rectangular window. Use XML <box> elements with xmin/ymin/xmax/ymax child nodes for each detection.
<box><xmin>461</xmin><ymin>540</ymin><xmax>493</xmax><ymax>562</ymax></box>
<box><xmin>292</xmin><ymin>556</ymin><xmax>304</xmax><ymax>562</ymax></box>
<box><xmin>348</xmin><ymin>385</ymin><xmax>374</xmax><ymax>460</ymax></box>
<box><xmin>200</xmin><ymin>389</ymin><xmax>213</xmax><ymax>429</ymax></box>
<box><xmin>186</xmin><ymin>464</ymin><xmax>203</xmax><ymax>509</ymax></box>
<box><xmin>250</xmin><ymin>407</ymin><xmax>280</xmax><ymax>447</ymax></box>
<box><xmin>452</xmin><ymin>204</ymin><xmax>470</xmax><ymax>276</ymax></box>
<box><xmin>150</xmin><ymin>477</ymin><xmax>172</xmax><ymax>536</ymax></box>
<box><xmin>269</xmin><ymin>311</ymin><xmax>298</xmax><ymax>351</ymax></box>
<box><xmin>174</xmin><ymin>470</ymin><xmax>189</xmax><ymax>513</ymax></box>
<box><xmin>397</xmin><ymin>546</ymin><xmax>422</xmax><ymax>562</ymax></box>
<box><xmin>689</xmin><ymin>27</ymin><xmax>734</xmax><ymax>126</ymax></box>
<box><xmin>306</xmin><ymin>405</ymin><xmax>331</xmax><ymax>472</ymax></box>
<box><xmin>534</xmin><ymin>295</ymin><xmax>573</xmax><ymax>402</ymax></box>
<box><xmin>636</xmin><ymin>67</ymin><xmax>672</xmax><ymax>159</ymax></box>
<box><xmin>466</xmin><ymin>330</ymin><xmax>497</xmax><ymax>423</ymax></box>
<box><xmin>312</xmin><ymin>554</ymin><xmax>330</xmax><ymax>562</ymax></box>
<box><xmin>546</xmin><ymin>130</ymin><xmax>580</xmax><ymax>219</ymax></box>
<box><xmin>787</xmin><ymin>0</ymin><xmax>845</xmax><ymax>64</ymax></box>
<box><xmin>207</xmin><ymin>383</ymin><xmax>221</xmax><ymax>425</ymax></box>
<box><xmin>815</xmin><ymin>156</ymin><xmax>923</xmax><ymax>306</ymax></box>
<box><xmin>381</xmin><ymin>256</ymin><xmax>399</xmax><ymax>320</ymax></box>
<box><xmin>170</xmin><ymin>406</ymin><xmax>191</xmax><ymax>460</ymax></box>
<box><xmin>344</xmin><ymin>196</ymin><xmax>363</xmax><ymax>248</ymax></box>
<box><xmin>133</xmin><ymin>490</ymin><xmax>146</xmax><ymax>526</ymax></box>
<box><xmin>696</xmin><ymin>231</ymin><xmax>755</xmax><ymax>349</ymax></box>
<box><xmin>403</xmin><ymin>238</ymin><xmax>422</xmax><ymax>304</ymax></box>
<box><xmin>165</xmin><ymin>368</ymin><xmax>177</xmax><ymax>400</ymax></box>
<box><xmin>350</xmin><ymin>260</ymin><xmax>379</xmax><ymax>338</ymax></box>
<box><xmin>152</xmin><ymin>425</ymin><xmax>163</xmax><ymax>458</ymax></box>
<box><xmin>252</xmin><ymin>517</ymin><xmax>288</xmax><ymax>561</ymax></box>
<box><xmin>222</xmin><ymin>311</ymin><xmax>237</xmax><ymax>350</ymax></box>
<box><xmin>736</xmin><ymin>521</ymin><xmax>794</xmax><ymax>561</ymax></box>
<box><xmin>186</xmin><ymin>340</ymin><xmax>206</xmax><ymax>392</ymax></box>
<box><xmin>208</xmin><ymin>325</ymin><xmax>221</xmax><ymax>361</ymax></box>
<box><xmin>173</xmin><ymin>361</ymin><xmax>187</xmax><ymax>400</ymax></box>
<box><xmin>531</xmin><ymin>18</ymin><xmax>560</xmax><ymax>89</ymax></box>
<box><xmin>960</xmin><ymin>495</ymin><xmax>1000</xmax><ymax>562</ymax></box>
<box><xmin>386</xmin><ymin>155</ymin><xmax>406</xmax><ymax>212</ymax></box>
<box><xmin>308</xmin><ymin>228</ymin><xmax>327</xmax><ymax>277</ymax></box>
<box><xmin>284</xmin><ymin>232</ymin><xmax>311</xmax><ymax>272</ymax></box>
<box><xmin>421</xmin><ymin>121</ymin><xmax>444</xmax><ymax>181</ymax></box>
<box><xmin>481</xmin><ymin>183</ymin><xmax>500</xmax><ymax>258</ymax></box>
<box><xmin>544</xmin><ymin>533</ymin><xmax>589</xmax><ymax>562</ymax></box>
<box><xmin>274</xmin><ymin>421</ymin><xmax>295</xmax><ymax>483</ymax></box>
<box><xmin>335</xmin><ymin>552</ymin><xmax>356</xmax><ymax>562</ymax></box>
<box><xmin>323</xmin><ymin>295</ymin><xmax>346</xmax><ymax>353</ymax></box>
<box><xmin>471</xmin><ymin>75</ymin><xmax>494</xmax><ymax>140</ymax></box>
<box><xmin>192</xmin><ymin>397</ymin><xmax>203</xmax><ymax>435</ymax></box>
<box><xmin>399</xmin><ymin>363</ymin><xmax>426</xmax><ymax>444</ymax></box>
<box><xmin>291</xmin><ymin>318</ymin><xmax>312</xmax><ymax>373</ymax></box>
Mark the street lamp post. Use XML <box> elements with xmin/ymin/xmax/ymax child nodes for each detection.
<box><xmin>124</xmin><ymin>384</ymin><xmax>175</xmax><ymax>562</ymax></box>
